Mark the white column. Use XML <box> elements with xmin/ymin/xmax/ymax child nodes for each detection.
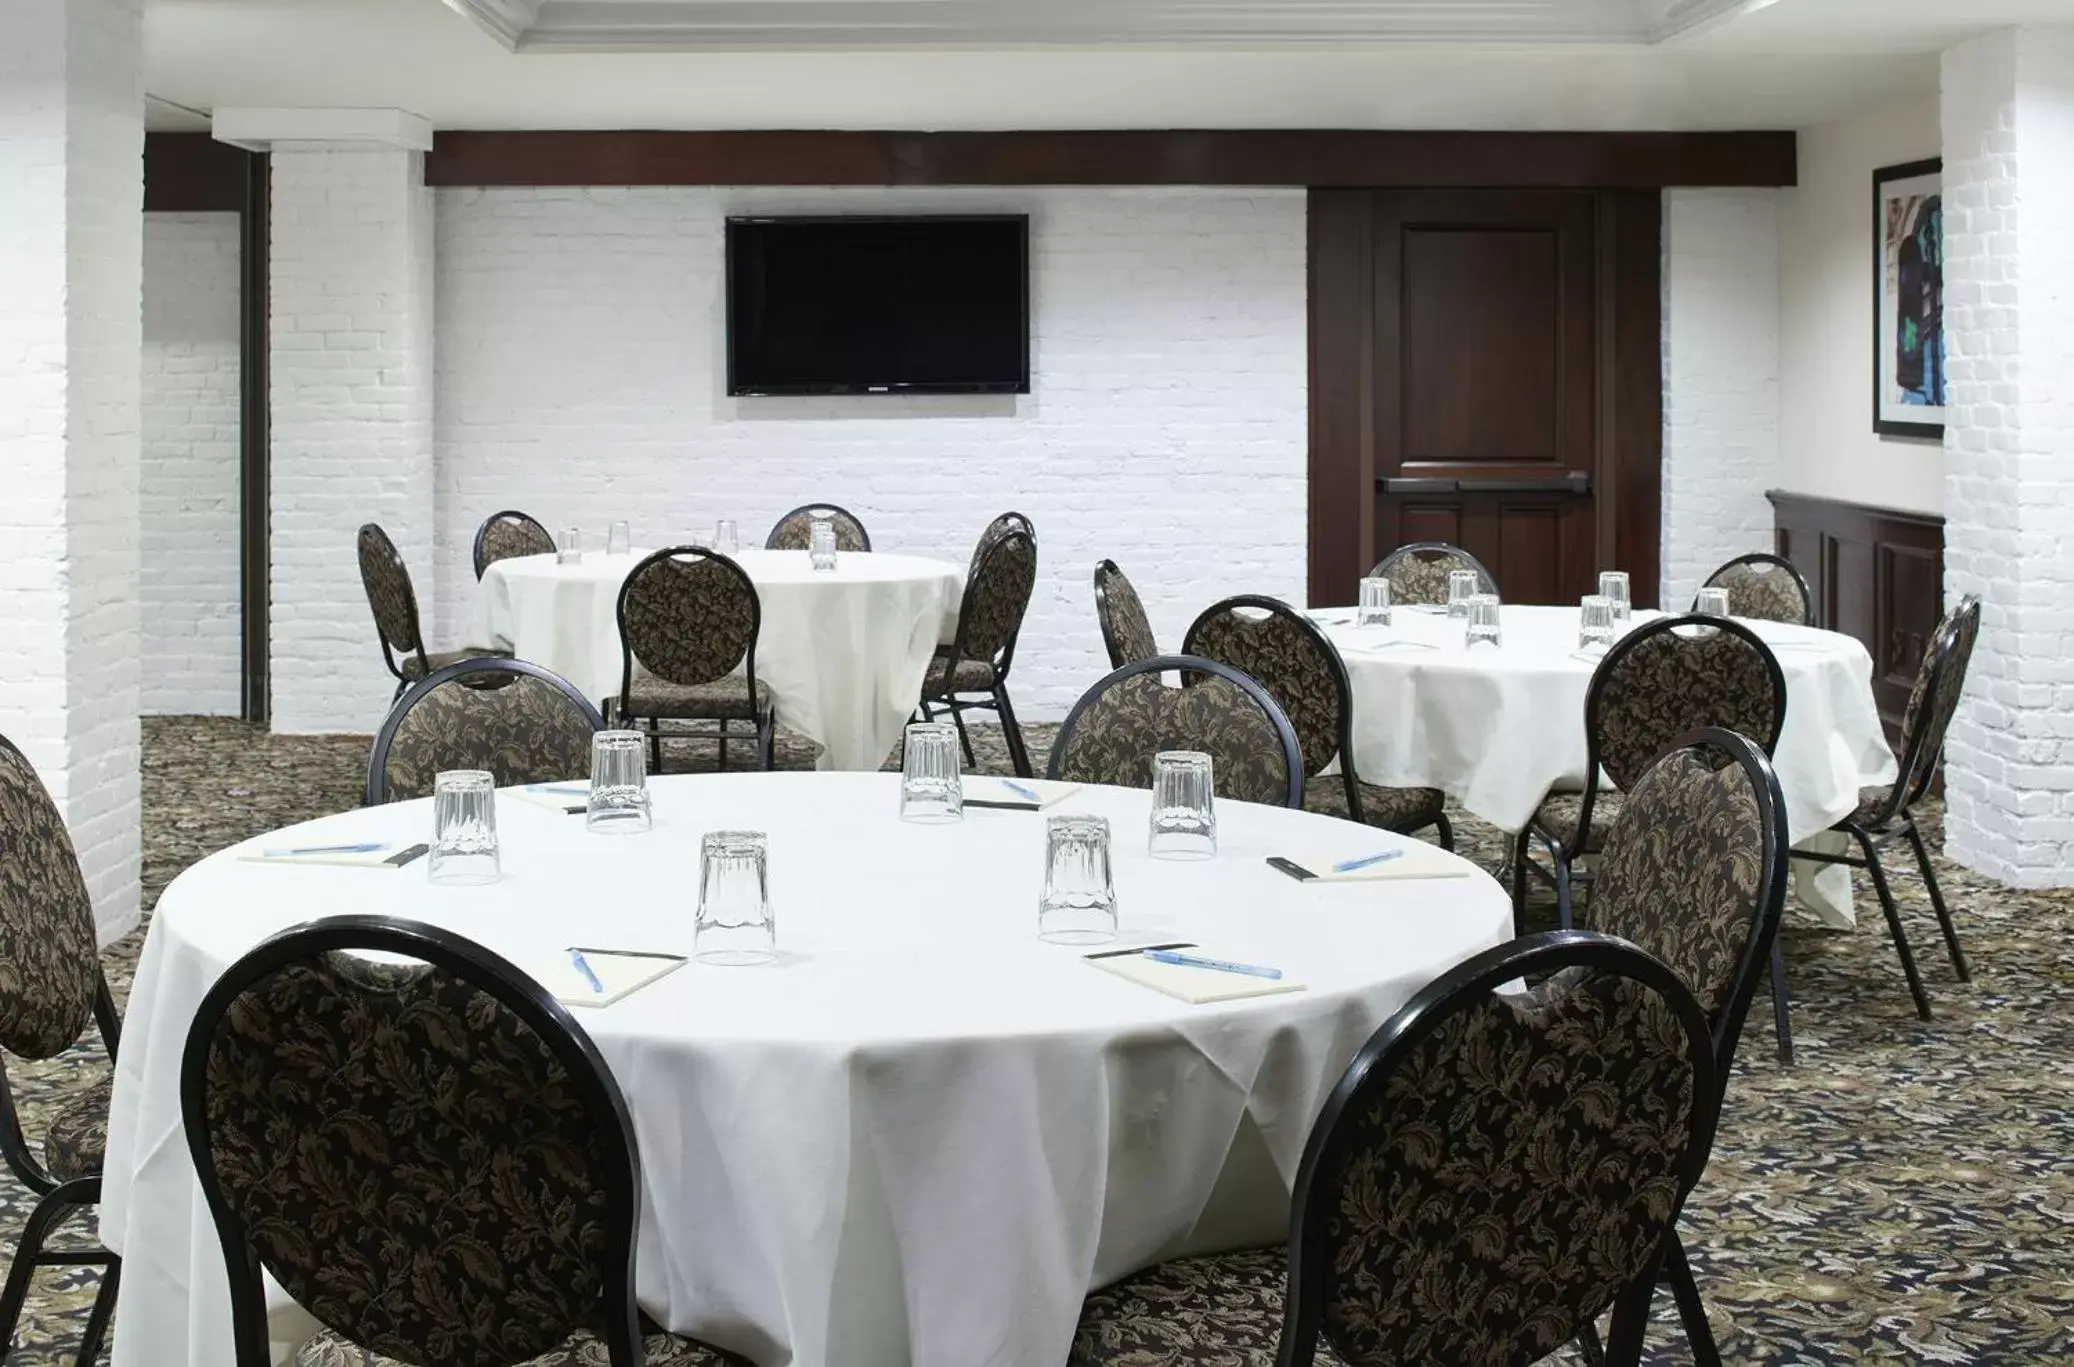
<box><xmin>1940</xmin><ymin>27</ymin><xmax>2074</xmax><ymax>885</ymax></box>
<box><xmin>216</xmin><ymin>110</ymin><xmax>437</xmax><ymax>734</ymax></box>
<box><xmin>0</xmin><ymin>0</ymin><xmax>145</xmax><ymax>943</ymax></box>
<box><xmin>1659</xmin><ymin>188</ymin><xmax>1782</xmax><ymax>611</ymax></box>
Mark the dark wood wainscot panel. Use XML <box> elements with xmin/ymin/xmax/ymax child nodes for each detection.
<box><xmin>1769</xmin><ymin>490</ymin><xmax>1944</xmax><ymax>740</ymax></box>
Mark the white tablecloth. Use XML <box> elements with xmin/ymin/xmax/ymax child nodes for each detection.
<box><xmin>1316</xmin><ymin>606</ymin><xmax>1898</xmax><ymax>926</ymax></box>
<box><xmin>476</xmin><ymin>549</ymin><xmax>962</xmax><ymax>772</ymax></box>
<box><xmin>101</xmin><ymin>772</ymin><xmax>1512</xmax><ymax>1367</ymax></box>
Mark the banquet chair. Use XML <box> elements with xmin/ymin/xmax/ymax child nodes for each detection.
<box><xmin>180</xmin><ymin>916</ymin><xmax>746</xmax><ymax>1367</ymax></box>
<box><xmin>1049</xmin><ymin>655</ymin><xmax>1303</xmax><ymax>809</ymax></box>
<box><xmin>967</xmin><ymin>510</ymin><xmax>1035</xmax><ymax>580</ymax></box>
<box><xmin>366</xmin><ymin>658</ymin><xmax>606</xmax><ymax>804</ymax></box>
<box><xmin>616</xmin><ymin>547</ymin><xmax>776</xmax><ymax>774</ymax></box>
<box><xmin>1788</xmin><ymin>595</ymin><xmax>1979</xmax><ymax>1021</ymax></box>
<box><xmin>1182</xmin><ymin>594</ymin><xmax>1451</xmax><ymax>847</ymax></box>
<box><xmin>920</xmin><ymin>525</ymin><xmax>1038</xmax><ymax>777</ymax></box>
<box><xmin>765</xmin><ymin>503</ymin><xmax>872</xmax><ymax>552</ymax></box>
<box><xmin>1092</xmin><ymin>560</ymin><xmax>1160</xmax><ymax>671</ymax></box>
<box><xmin>1070</xmin><ymin>930</ymin><xmax>1718</xmax><ymax>1367</ymax></box>
<box><xmin>359</xmin><ymin>523</ymin><xmax>510</xmax><ymax>699</ymax></box>
<box><xmin>1366</xmin><ymin>541</ymin><xmax>1498</xmax><ymax>606</ymax></box>
<box><xmin>0</xmin><ymin>735</ymin><xmax>124</xmax><ymax>1367</ymax></box>
<box><xmin>1697</xmin><ymin>552</ymin><xmax>1813</xmax><ymax>625</ymax></box>
<box><xmin>472</xmin><ymin>509</ymin><xmax>557</xmax><ymax>579</ymax></box>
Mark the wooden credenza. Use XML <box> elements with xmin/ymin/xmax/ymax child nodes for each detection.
<box><xmin>1768</xmin><ymin>490</ymin><xmax>1944</xmax><ymax>742</ymax></box>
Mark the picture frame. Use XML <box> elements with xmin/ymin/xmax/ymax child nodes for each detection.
<box><xmin>1873</xmin><ymin>158</ymin><xmax>1945</xmax><ymax>438</ymax></box>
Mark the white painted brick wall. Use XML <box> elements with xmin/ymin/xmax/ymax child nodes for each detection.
<box><xmin>270</xmin><ymin>146</ymin><xmax>436</xmax><ymax>734</ymax></box>
<box><xmin>143</xmin><ymin>211</ymin><xmax>242</xmax><ymax>716</ymax></box>
<box><xmin>0</xmin><ymin>0</ymin><xmax>144</xmax><ymax>943</ymax></box>
<box><xmin>1941</xmin><ymin>25</ymin><xmax>2074</xmax><ymax>886</ymax></box>
<box><xmin>431</xmin><ymin>187</ymin><xmax>1308</xmax><ymax>721</ymax></box>
<box><xmin>1660</xmin><ymin>188</ymin><xmax>1782</xmax><ymax>612</ymax></box>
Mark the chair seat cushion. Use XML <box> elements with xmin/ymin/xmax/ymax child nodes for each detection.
<box><xmin>924</xmin><ymin>650</ymin><xmax>998</xmax><ymax>696</ymax></box>
<box><xmin>623</xmin><ymin>675</ymin><xmax>772</xmax><ymax>721</ymax></box>
<box><xmin>1532</xmin><ymin>787</ymin><xmax>1624</xmax><ymax>851</ymax></box>
<box><xmin>43</xmin><ymin>1072</ymin><xmax>112</xmax><ymax>1182</ymax></box>
<box><xmin>1305</xmin><ymin>780</ymin><xmax>1447</xmax><ymax>836</ymax></box>
<box><xmin>400</xmin><ymin>647</ymin><xmax>511</xmax><ymax>681</ymax></box>
<box><xmin>1070</xmin><ymin>1247</ymin><xmax>1346</xmax><ymax>1367</ymax></box>
<box><xmin>296</xmin><ymin>1327</ymin><xmax>746</xmax><ymax>1367</ymax></box>
<box><xmin>1847</xmin><ymin>784</ymin><xmax>1896</xmax><ymax>827</ymax></box>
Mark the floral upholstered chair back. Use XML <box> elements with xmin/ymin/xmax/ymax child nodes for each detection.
<box><xmin>184</xmin><ymin>919</ymin><xmax>645</xmax><ymax>1367</ymax></box>
<box><xmin>1367</xmin><ymin>542</ymin><xmax>1497</xmax><ymax>606</ymax></box>
<box><xmin>368</xmin><ymin>660</ymin><xmax>605</xmax><ymax>804</ymax></box>
<box><xmin>1590</xmin><ymin>617</ymin><xmax>1784</xmax><ymax>793</ymax></box>
<box><xmin>617</xmin><ymin>548</ymin><xmax>760</xmax><ymax>689</ymax></box>
<box><xmin>472</xmin><ymin>511</ymin><xmax>556</xmax><ymax>579</ymax></box>
<box><xmin>766</xmin><ymin>504</ymin><xmax>871</xmax><ymax>553</ymax></box>
<box><xmin>1700</xmin><ymin>553</ymin><xmax>1812</xmax><ymax>626</ymax></box>
<box><xmin>1092</xmin><ymin>560</ymin><xmax>1159</xmax><ymax>671</ymax></box>
<box><xmin>1182</xmin><ymin>597</ymin><xmax>1348</xmax><ymax>783</ymax></box>
<box><xmin>0</xmin><ymin>736</ymin><xmax>103</xmax><ymax>1062</ymax></box>
<box><xmin>954</xmin><ymin>530</ymin><xmax>1038</xmax><ymax>669</ymax></box>
<box><xmin>968</xmin><ymin>511</ymin><xmax>1035</xmax><ymax>581</ymax></box>
<box><xmin>1885</xmin><ymin>596</ymin><xmax>1981</xmax><ymax>816</ymax></box>
<box><xmin>356</xmin><ymin>523</ymin><xmax>425</xmax><ymax>662</ymax></box>
<box><xmin>1048</xmin><ymin>656</ymin><xmax>1303</xmax><ymax>808</ymax></box>
<box><xmin>1288</xmin><ymin>932</ymin><xmax>1715</xmax><ymax>1367</ymax></box>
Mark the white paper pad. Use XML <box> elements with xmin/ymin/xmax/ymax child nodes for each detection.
<box><xmin>528</xmin><ymin>949</ymin><xmax>688</xmax><ymax>1007</ymax></box>
<box><xmin>505</xmin><ymin>783</ymin><xmax>591</xmax><ymax>812</ymax></box>
<box><xmin>1273</xmin><ymin>841</ymin><xmax>1470</xmax><ymax>883</ymax></box>
<box><xmin>237</xmin><ymin>842</ymin><xmax>427</xmax><ymax>869</ymax></box>
<box><xmin>1088</xmin><ymin>951</ymin><xmax>1306</xmax><ymax>1004</ymax></box>
<box><xmin>962</xmin><ymin>777</ymin><xmax>1082</xmax><ymax>810</ymax></box>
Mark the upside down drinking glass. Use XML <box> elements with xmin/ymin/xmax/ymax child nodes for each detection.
<box><xmin>900</xmin><ymin>722</ymin><xmax>963</xmax><ymax>823</ymax></box>
<box><xmin>586</xmin><ymin>730</ymin><xmax>652</xmax><ymax>834</ymax></box>
<box><xmin>429</xmin><ymin>770</ymin><xmax>500</xmax><ymax>885</ymax></box>
<box><xmin>1149</xmin><ymin>751</ymin><xmax>1216</xmax><ymax>860</ymax></box>
<box><xmin>1357</xmin><ymin>577</ymin><xmax>1393</xmax><ymax>629</ymax></box>
<box><xmin>809</xmin><ymin>515</ymin><xmax>839</xmax><ymax>572</ymax></box>
<box><xmin>1446</xmin><ymin>569</ymin><xmax>1480</xmax><ymax>619</ymax></box>
<box><xmin>1598</xmin><ymin>570</ymin><xmax>1632</xmax><ymax>623</ymax></box>
<box><xmin>1040</xmin><ymin>815</ymin><xmax>1117</xmax><ymax>945</ymax></box>
<box><xmin>696</xmin><ymin>831</ymin><xmax>775</xmax><ymax>965</ymax></box>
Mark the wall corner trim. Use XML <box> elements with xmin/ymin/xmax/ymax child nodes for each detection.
<box><xmin>213</xmin><ymin>108</ymin><xmax>434</xmax><ymax>154</ymax></box>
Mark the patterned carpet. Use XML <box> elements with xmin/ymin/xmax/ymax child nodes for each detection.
<box><xmin>3</xmin><ymin>716</ymin><xmax>2070</xmax><ymax>1364</ymax></box>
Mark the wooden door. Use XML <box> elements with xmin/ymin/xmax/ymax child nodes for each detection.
<box><xmin>1308</xmin><ymin>188</ymin><xmax>1661</xmax><ymax>608</ymax></box>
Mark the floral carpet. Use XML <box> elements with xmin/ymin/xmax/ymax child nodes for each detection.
<box><xmin>2</xmin><ymin>716</ymin><xmax>2068</xmax><ymax>1364</ymax></box>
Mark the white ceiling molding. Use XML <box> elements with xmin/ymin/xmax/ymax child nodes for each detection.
<box><xmin>211</xmin><ymin>108</ymin><xmax>436</xmax><ymax>153</ymax></box>
<box><xmin>436</xmin><ymin>0</ymin><xmax>1784</xmax><ymax>51</ymax></box>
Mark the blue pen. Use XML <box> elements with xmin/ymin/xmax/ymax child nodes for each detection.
<box><xmin>1142</xmin><ymin>949</ymin><xmax>1283</xmax><ymax>981</ymax></box>
<box><xmin>1002</xmin><ymin>779</ymin><xmax>1044</xmax><ymax>804</ymax></box>
<box><xmin>1332</xmin><ymin>849</ymin><xmax>1408</xmax><ymax>874</ymax></box>
<box><xmin>268</xmin><ymin>842</ymin><xmax>387</xmax><ymax>857</ymax></box>
<box><xmin>568</xmin><ymin>949</ymin><xmax>606</xmax><ymax>995</ymax></box>
<box><xmin>530</xmin><ymin>783</ymin><xmax>591</xmax><ymax>796</ymax></box>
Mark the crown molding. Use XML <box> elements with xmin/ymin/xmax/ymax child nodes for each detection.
<box><xmin>212</xmin><ymin>108</ymin><xmax>435</xmax><ymax>153</ymax></box>
<box><xmin>441</xmin><ymin>0</ymin><xmax>541</xmax><ymax>50</ymax></box>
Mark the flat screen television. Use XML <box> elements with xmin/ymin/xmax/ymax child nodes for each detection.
<box><xmin>725</xmin><ymin>215</ymin><xmax>1030</xmax><ymax>396</ymax></box>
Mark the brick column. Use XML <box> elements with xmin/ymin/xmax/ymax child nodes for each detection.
<box><xmin>215</xmin><ymin>110</ymin><xmax>437</xmax><ymax>734</ymax></box>
<box><xmin>1940</xmin><ymin>27</ymin><xmax>2074</xmax><ymax>885</ymax></box>
<box><xmin>0</xmin><ymin>0</ymin><xmax>145</xmax><ymax>942</ymax></box>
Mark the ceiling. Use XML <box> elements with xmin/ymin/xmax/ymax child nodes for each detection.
<box><xmin>140</xmin><ymin>0</ymin><xmax>2061</xmax><ymax>134</ymax></box>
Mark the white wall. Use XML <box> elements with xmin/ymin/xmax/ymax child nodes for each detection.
<box><xmin>1777</xmin><ymin>94</ymin><xmax>1944</xmax><ymax>514</ymax></box>
<box><xmin>431</xmin><ymin>186</ymin><xmax>1309</xmax><ymax>720</ymax></box>
<box><xmin>142</xmin><ymin>211</ymin><xmax>243</xmax><ymax>716</ymax></box>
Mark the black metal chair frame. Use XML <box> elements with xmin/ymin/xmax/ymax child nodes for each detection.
<box><xmin>1786</xmin><ymin>598</ymin><xmax>1977</xmax><ymax>1021</ymax></box>
<box><xmin>1092</xmin><ymin>559</ymin><xmax>1155</xmax><ymax>672</ymax></box>
<box><xmin>0</xmin><ymin>978</ymin><xmax>123</xmax><ymax>1367</ymax></box>
<box><xmin>358</xmin><ymin>523</ymin><xmax>437</xmax><ymax>699</ymax></box>
<box><xmin>1366</xmin><ymin>541</ymin><xmax>1499</xmax><ymax>597</ymax></box>
<box><xmin>180</xmin><ymin>915</ymin><xmax>648</xmax><ymax>1367</ymax></box>
<box><xmin>471</xmin><ymin>509</ymin><xmax>557</xmax><ymax>580</ymax></box>
<box><xmin>364</xmin><ymin>657</ymin><xmax>607</xmax><ymax>805</ymax></box>
<box><xmin>1047</xmin><ymin>654</ymin><xmax>1305</xmax><ymax>810</ymax></box>
<box><xmin>921</xmin><ymin>528</ymin><xmax>1037</xmax><ymax>779</ymax></box>
<box><xmin>1181</xmin><ymin>594</ymin><xmax>1452</xmax><ymax>848</ymax></box>
<box><xmin>614</xmin><ymin>547</ymin><xmax>776</xmax><ymax>775</ymax></box>
<box><xmin>1697</xmin><ymin>552</ymin><xmax>1814</xmax><ymax>625</ymax></box>
<box><xmin>764</xmin><ymin>503</ymin><xmax>872</xmax><ymax>552</ymax></box>
<box><xmin>1273</xmin><ymin>930</ymin><xmax>1719</xmax><ymax>1367</ymax></box>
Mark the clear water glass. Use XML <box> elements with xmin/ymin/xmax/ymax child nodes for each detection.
<box><xmin>556</xmin><ymin>528</ymin><xmax>583</xmax><ymax>566</ymax></box>
<box><xmin>1446</xmin><ymin>569</ymin><xmax>1480</xmax><ymax>619</ymax></box>
<box><xmin>1149</xmin><ymin>750</ymin><xmax>1217</xmax><ymax>860</ymax></box>
<box><xmin>1697</xmin><ymin>586</ymin><xmax>1733</xmax><ymax>618</ymax></box>
<box><xmin>1357</xmin><ymin>577</ymin><xmax>1393</xmax><ymax>629</ymax></box>
<box><xmin>586</xmin><ymin>729</ymin><xmax>651</xmax><ymax>834</ymax></box>
<box><xmin>695</xmin><ymin>831</ymin><xmax>775</xmax><ymax>965</ymax></box>
<box><xmin>607</xmin><ymin>520</ymin><xmax>632</xmax><ymax>556</ymax></box>
<box><xmin>428</xmin><ymin>770</ymin><xmax>500</xmax><ymax>885</ymax></box>
<box><xmin>1465</xmin><ymin>593</ymin><xmax>1503</xmax><ymax>648</ymax></box>
<box><xmin>809</xmin><ymin>515</ymin><xmax>838</xmax><ymax>572</ymax></box>
<box><xmin>1578</xmin><ymin>595</ymin><xmax>1616</xmax><ymax>651</ymax></box>
<box><xmin>900</xmin><ymin>722</ymin><xmax>963</xmax><ymax>823</ymax></box>
<box><xmin>1040</xmin><ymin>815</ymin><xmax>1118</xmax><ymax>945</ymax></box>
<box><xmin>714</xmin><ymin>519</ymin><xmax>740</xmax><ymax>554</ymax></box>
<box><xmin>1598</xmin><ymin>570</ymin><xmax>1632</xmax><ymax>623</ymax></box>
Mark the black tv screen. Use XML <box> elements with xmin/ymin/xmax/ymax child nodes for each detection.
<box><xmin>726</xmin><ymin>215</ymin><xmax>1030</xmax><ymax>396</ymax></box>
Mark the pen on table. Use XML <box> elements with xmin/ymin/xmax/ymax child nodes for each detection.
<box><xmin>1332</xmin><ymin>849</ymin><xmax>1408</xmax><ymax>874</ymax></box>
<box><xmin>530</xmin><ymin>783</ymin><xmax>591</xmax><ymax>796</ymax></box>
<box><xmin>1141</xmin><ymin>949</ymin><xmax>1283</xmax><ymax>981</ymax></box>
<box><xmin>269</xmin><ymin>842</ymin><xmax>387</xmax><ymax>857</ymax></box>
<box><xmin>568</xmin><ymin>949</ymin><xmax>606</xmax><ymax>995</ymax></box>
<box><xmin>1002</xmin><ymin>779</ymin><xmax>1044</xmax><ymax>804</ymax></box>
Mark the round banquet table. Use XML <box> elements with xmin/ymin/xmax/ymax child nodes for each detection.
<box><xmin>475</xmin><ymin>549</ymin><xmax>963</xmax><ymax>772</ymax></box>
<box><xmin>101</xmin><ymin>772</ymin><xmax>1512</xmax><ymax>1367</ymax></box>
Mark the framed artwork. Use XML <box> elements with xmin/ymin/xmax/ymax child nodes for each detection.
<box><xmin>1873</xmin><ymin>158</ymin><xmax>1945</xmax><ymax>438</ymax></box>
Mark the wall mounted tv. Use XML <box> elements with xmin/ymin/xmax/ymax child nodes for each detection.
<box><xmin>725</xmin><ymin>215</ymin><xmax>1031</xmax><ymax>397</ymax></box>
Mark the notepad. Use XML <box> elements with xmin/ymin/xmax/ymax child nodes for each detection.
<box><xmin>505</xmin><ymin>783</ymin><xmax>591</xmax><ymax>813</ymax></box>
<box><xmin>238</xmin><ymin>842</ymin><xmax>429</xmax><ymax>869</ymax></box>
<box><xmin>1087</xmin><ymin>947</ymin><xmax>1306</xmax><ymax>1004</ymax></box>
<box><xmin>528</xmin><ymin>949</ymin><xmax>688</xmax><ymax>1008</ymax></box>
<box><xmin>962</xmin><ymin>777</ymin><xmax>1082</xmax><ymax>811</ymax></box>
<box><xmin>1269</xmin><ymin>841</ymin><xmax>1470</xmax><ymax>883</ymax></box>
